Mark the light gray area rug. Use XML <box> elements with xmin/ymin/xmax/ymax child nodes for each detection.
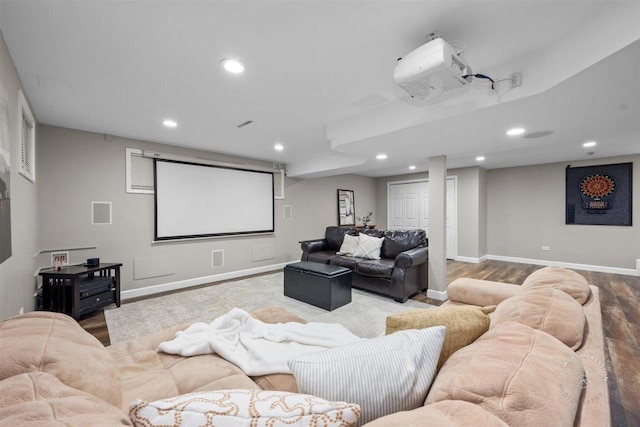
<box><xmin>104</xmin><ymin>272</ymin><xmax>431</xmax><ymax>344</ymax></box>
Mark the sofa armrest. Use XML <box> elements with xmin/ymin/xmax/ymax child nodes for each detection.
<box><xmin>447</xmin><ymin>278</ymin><xmax>520</xmax><ymax>306</ymax></box>
<box><xmin>394</xmin><ymin>246</ymin><xmax>429</xmax><ymax>269</ymax></box>
<box><xmin>300</xmin><ymin>239</ymin><xmax>328</xmax><ymax>254</ymax></box>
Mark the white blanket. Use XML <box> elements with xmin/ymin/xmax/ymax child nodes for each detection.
<box><xmin>157</xmin><ymin>308</ymin><xmax>362</xmax><ymax>376</ymax></box>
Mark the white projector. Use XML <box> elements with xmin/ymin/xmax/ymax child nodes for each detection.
<box><xmin>394</xmin><ymin>37</ymin><xmax>471</xmax><ymax>99</ymax></box>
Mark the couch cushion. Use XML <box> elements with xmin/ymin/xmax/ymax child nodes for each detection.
<box><xmin>129</xmin><ymin>390</ymin><xmax>360</xmax><ymax>427</ymax></box>
<box><xmin>491</xmin><ymin>287</ymin><xmax>586</xmax><ymax>350</ymax></box>
<box><xmin>353</xmin><ymin>233</ymin><xmax>384</xmax><ymax>260</ymax></box>
<box><xmin>356</xmin><ymin>259</ymin><xmax>394</xmax><ymax>278</ymax></box>
<box><xmin>521</xmin><ymin>266</ymin><xmax>591</xmax><ymax>304</ymax></box>
<box><xmin>0</xmin><ymin>311</ymin><xmax>122</xmax><ymax>408</ymax></box>
<box><xmin>330</xmin><ymin>255</ymin><xmax>362</xmax><ymax>270</ymax></box>
<box><xmin>325</xmin><ymin>226</ymin><xmax>356</xmax><ymax>251</ymax></box>
<box><xmin>426</xmin><ymin>322</ymin><xmax>583</xmax><ymax>427</ymax></box>
<box><xmin>306</xmin><ymin>250</ymin><xmax>337</xmax><ymax>264</ymax></box>
<box><xmin>363</xmin><ymin>400</ymin><xmax>509</xmax><ymax>427</ymax></box>
<box><xmin>380</xmin><ymin>229</ymin><xmax>426</xmax><ymax>259</ymax></box>
<box><xmin>108</xmin><ymin>324</ymin><xmax>260</xmax><ymax>412</ymax></box>
<box><xmin>386</xmin><ymin>305</ymin><xmax>494</xmax><ymax>369</ymax></box>
<box><xmin>0</xmin><ymin>372</ymin><xmax>131</xmax><ymax>426</ymax></box>
<box><xmin>288</xmin><ymin>327</ymin><xmax>445</xmax><ymax>425</ymax></box>
<box><xmin>447</xmin><ymin>278</ymin><xmax>520</xmax><ymax>306</ymax></box>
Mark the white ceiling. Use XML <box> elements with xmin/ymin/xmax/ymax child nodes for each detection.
<box><xmin>1</xmin><ymin>1</ymin><xmax>639</xmax><ymax>178</ymax></box>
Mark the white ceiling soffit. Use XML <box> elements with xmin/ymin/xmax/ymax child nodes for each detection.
<box><xmin>326</xmin><ymin>4</ymin><xmax>640</xmax><ymax>152</ymax></box>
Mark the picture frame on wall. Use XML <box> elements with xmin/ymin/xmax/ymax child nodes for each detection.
<box><xmin>565</xmin><ymin>162</ymin><xmax>632</xmax><ymax>226</ymax></box>
<box><xmin>337</xmin><ymin>189</ymin><xmax>355</xmax><ymax>226</ymax></box>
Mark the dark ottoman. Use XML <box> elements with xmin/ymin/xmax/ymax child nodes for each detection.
<box><xmin>284</xmin><ymin>261</ymin><xmax>352</xmax><ymax>311</ymax></box>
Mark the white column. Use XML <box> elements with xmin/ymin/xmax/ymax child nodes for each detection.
<box><xmin>428</xmin><ymin>155</ymin><xmax>447</xmax><ymax>299</ymax></box>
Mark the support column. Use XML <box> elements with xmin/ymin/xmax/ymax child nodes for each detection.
<box><xmin>428</xmin><ymin>155</ymin><xmax>447</xmax><ymax>300</ymax></box>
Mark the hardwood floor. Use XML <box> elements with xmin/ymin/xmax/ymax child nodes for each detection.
<box><xmin>81</xmin><ymin>259</ymin><xmax>640</xmax><ymax>427</ymax></box>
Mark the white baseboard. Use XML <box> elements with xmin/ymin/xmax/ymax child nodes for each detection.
<box><xmin>426</xmin><ymin>288</ymin><xmax>448</xmax><ymax>301</ymax></box>
<box><xmin>486</xmin><ymin>255</ymin><xmax>639</xmax><ymax>276</ymax></box>
<box><xmin>454</xmin><ymin>255</ymin><xmax>489</xmax><ymax>264</ymax></box>
<box><xmin>122</xmin><ymin>262</ymin><xmax>294</xmax><ymax>300</ymax></box>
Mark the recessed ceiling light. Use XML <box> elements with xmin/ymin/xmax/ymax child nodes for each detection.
<box><xmin>582</xmin><ymin>141</ymin><xmax>597</xmax><ymax>148</ymax></box>
<box><xmin>506</xmin><ymin>127</ymin><xmax>525</xmax><ymax>136</ymax></box>
<box><xmin>221</xmin><ymin>58</ymin><xmax>244</xmax><ymax>74</ymax></box>
<box><xmin>274</xmin><ymin>143</ymin><xmax>284</xmax><ymax>151</ymax></box>
<box><xmin>163</xmin><ymin>119</ymin><xmax>177</xmax><ymax>128</ymax></box>
<box><xmin>376</xmin><ymin>154</ymin><xmax>387</xmax><ymax>160</ymax></box>
<box><xmin>409</xmin><ymin>165</ymin><xmax>416</xmax><ymax>170</ymax></box>
<box><xmin>476</xmin><ymin>156</ymin><xmax>485</xmax><ymax>161</ymax></box>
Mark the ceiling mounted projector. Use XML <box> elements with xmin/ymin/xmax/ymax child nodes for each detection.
<box><xmin>394</xmin><ymin>35</ymin><xmax>472</xmax><ymax>99</ymax></box>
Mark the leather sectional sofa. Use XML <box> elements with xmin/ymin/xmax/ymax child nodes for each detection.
<box><xmin>300</xmin><ymin>226</ymin><xmax>429</xmax><ymax>302</ymax></box>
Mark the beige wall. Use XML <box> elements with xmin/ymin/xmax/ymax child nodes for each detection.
<box><xmin>36</xmin><ymin>124</ymin><xmax>377</xmax><ymax>294</ymax></box>
<box><xmin>487</xmin><ymin>155</ymin><xmax>640</xmax><ymax>269</ymax></box>
<box><xmin>0</xmin><ymin>31</ymin><xmax>39</xmax><ymax>321</ymax></box>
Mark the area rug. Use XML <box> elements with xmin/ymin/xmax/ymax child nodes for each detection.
<box><xmin>104</xmin><ymin>271</ymin><xmax>431</xmax><ymax>344</ymax></box>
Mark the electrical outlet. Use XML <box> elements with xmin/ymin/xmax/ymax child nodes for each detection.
<box><xmin>542</xmin><ymin>246</ymin><xmax>550</xmax><ymax>251</ymax></box>
<box><xmin>510</xmin><ymin>72</ymin><xmax>522</xmax><ymax>88</ymax></box>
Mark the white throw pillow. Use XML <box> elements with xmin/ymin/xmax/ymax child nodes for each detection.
<box><xmin>337</xmin><ymin>233</ymin><xmax>360</xmax><ymax>256</ymax></box>
<box><xmin>129</xmin><ymin>389</ymin><xmax>360</xmax><ymax>427</ymax></box>
<box><xmin>288</xmin><ymin>327</ymin><xmax>445</xmax><ymax>425</ymax></box>
<box><xmin>352</xmin><ymin>233</ymin><xmax>384</xmax><ymax>260</ymax></box>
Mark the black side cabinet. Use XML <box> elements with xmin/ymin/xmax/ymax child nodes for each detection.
<box><xmin>39</xmin><ymin>263</ymin><xmax>122</xmax><ymax>319</ymax></box>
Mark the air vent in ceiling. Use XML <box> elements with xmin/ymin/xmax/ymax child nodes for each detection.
<box><xmin>236</xmin><ymin>120</ymin><xmax>253</xmax><ymax>128</ymax></box>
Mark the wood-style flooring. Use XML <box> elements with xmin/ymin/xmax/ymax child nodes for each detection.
<box><xmin>80</xmin><ymin>259</ymin><xmax>640</xmax><ymax>427</ymax></box>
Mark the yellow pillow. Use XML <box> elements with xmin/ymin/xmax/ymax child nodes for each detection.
<box><xmin>385</xmin><ymin>305</ymin><xmax>495</xmax><ymax>369</ymax></box>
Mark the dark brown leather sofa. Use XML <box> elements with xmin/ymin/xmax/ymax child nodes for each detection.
<box><xmin>300</xmin><ymin>226</ymin><xmax>428</xmax><ymax>302</ymax></box>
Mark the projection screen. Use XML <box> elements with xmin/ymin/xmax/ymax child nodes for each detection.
<box><xmin>154</xmin><ymin>159</ymin><xmax>274</xmax><ymax>241</ymax></box>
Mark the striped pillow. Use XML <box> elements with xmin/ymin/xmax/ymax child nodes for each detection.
<box><xmin>287</xmin><ymin>327</ymin><xmax>445</xmax><ymax>426</ymax></box>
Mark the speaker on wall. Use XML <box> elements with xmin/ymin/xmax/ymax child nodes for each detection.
<box><xmin>92</xmin><ymin>201</ymin><xmax>112</xmax><ymax>225</ymax></box>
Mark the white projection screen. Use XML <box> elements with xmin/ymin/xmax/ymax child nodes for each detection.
<box><xmin>154</xmin><ymin>159</ymin><xmax>274</xmax><ymax>241</ymax></box>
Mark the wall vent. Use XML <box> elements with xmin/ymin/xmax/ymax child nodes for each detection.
<box><xmin>283</xmin><ymin>205</ymin><xmax>292</xmax><ymax>220</ymax></box>
<box><xmin>211</xmin><ymin>250</ymin><xmax>224</xmax><ymax>268</ymax></box>
<box><xmin>92</xmin><ymin>201</ymin><xmax>112</xmax><ymax>225</ymax></box>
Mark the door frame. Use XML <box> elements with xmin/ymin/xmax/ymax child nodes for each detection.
<box><xmin>386</xmin><ymin>176</ymin><xmax>458</xmax><ymax>259</ymax></box>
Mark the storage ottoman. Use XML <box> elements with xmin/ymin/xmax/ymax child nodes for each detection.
<box><xmin>284</xmin><ymin>261</ymin><xmax>352</xmax><ymax>311</ymax></box>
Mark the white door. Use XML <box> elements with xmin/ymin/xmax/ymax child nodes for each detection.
<box><xmin>389</xmin><ymin>183</ymin><xmax>420</xmax><ymax>229</ymax></box>
<box><xmin>387</xmin><ymin>178</ymin><xmax>457</xmax><ymax>259</ymax></box>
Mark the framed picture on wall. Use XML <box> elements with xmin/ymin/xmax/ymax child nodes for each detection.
<box><xmin>565</xmin><ymin>162</ymin><xmax>632</xmax><ymax>226</ymax></box>
<box><xmin>337</xmin><ymin>189</ymin><xmax>355</xmax><ymax>226</ymax></box>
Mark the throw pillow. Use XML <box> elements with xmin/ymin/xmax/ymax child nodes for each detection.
<box><xmin>287</xmin><ymin>327</ymin><xmax>445</xmax><ymax>425</ymax></box>
<box><xmin>491</xmin><ymin>287</ymin><xmax>586</xmax><ymax>350</ymax></box>
<box><xmin>129</xmin><ymin>389</ymin><xmax>360</xmax><ymax>427</ymax></box>
<box><xmin>337</xmin><ymin>233</ymin><xmax>360</xmax><ymax>256</ymax></box>
<box><xmin>352</xmin><ymin>233</ymin><xmax>384</xmax><ymax>260</ymax></box>
<box><xmin>385</xmin><ymin>305</ymin><xmax>495</xmax><ymax>370</ymax></box>
<box><xmin>521</xmin><ymin>266</ymin><xmax>591</xmax><ymax>305</ymax></box>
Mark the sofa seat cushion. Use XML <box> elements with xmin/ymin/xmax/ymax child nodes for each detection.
<box><xmin>129</xmin><ymin>390</ymin><xmax>360</xmax><ymax>427</ymax></box>
<box><xmin>0</xmin><ymin>311</ymin><xmax>122</xmax><ymax>408</ymax></box>
<box><xmin>386</xmin><ymin>305</ymin><xmax>495</xmax><ymax>369</ymax></box>
<box><xmin>0</xmin><ymin>372</ymin><xmax>131</xmax><ymax>426</ymax></box>
<box><xmin>521</xmin><ymin>266</ymin><xmax>591</xmax><ymax>304</ymax></box>
<box><xmin>363</xmin><ymin>400</ymin><xmax>509</xmax><ymax>427</ymax></box>
<box><xmin>380</xmin><ymin>229</ymin><xmax>427</xmax><ymax>259</ymax></box>
<box><xmin>426</xmin><ymin>322</ymin><xmax>583</xmax><ymax>427</ymax></box>
<box><xmin>491</xmin><ymin>287</ymin><xmax>586</xmax><ymax>350</ymax></box>
<box><xmin>356</xmin><ymin>259</ymin><xmax>394</xmax><ymax>278</ymax></box>
<box><xmin>306</xmin><ymin>251</ymin><xmax>337</xmax><ymax>264</ymax></box>
<box><xmin>108</xmin><ymin>324</ymin><xmax>260</xmax><ymax>412</ymax></box>
<box><xmin>330</xmin><ymin>255</ymin><xmax>361</xmax><ymax>270</ymax></box>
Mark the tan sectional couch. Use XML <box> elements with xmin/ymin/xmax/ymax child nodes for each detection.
<box><xmin>0</xmin><ymin>267</ymin><xmax>609</xmax><ymax>426</ymax></box>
